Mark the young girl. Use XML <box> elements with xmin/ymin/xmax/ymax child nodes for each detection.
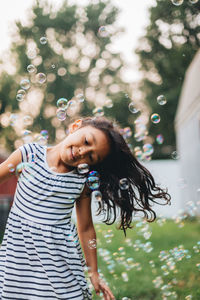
<box><xmin>0</xmin><ymin>116</ymin><xmax>170</xmax><ymax>300</ymax></box>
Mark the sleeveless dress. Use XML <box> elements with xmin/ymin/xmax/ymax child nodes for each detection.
<box><xmin>0</xmin><ymin>143</ymin><xmax>92</xmax><ymax>300</ymax></box>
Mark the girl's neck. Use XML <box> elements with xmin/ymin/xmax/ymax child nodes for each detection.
<box><xmin>46</xmin><ymin>144</ymin><xmax>73</xmax><ymax>173</ymax></box>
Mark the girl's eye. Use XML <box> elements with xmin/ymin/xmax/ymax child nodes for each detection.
<box><xmin>85</xmin><ymin>138</ymin><xmax>89</xmax><ymax>145</ymax></box>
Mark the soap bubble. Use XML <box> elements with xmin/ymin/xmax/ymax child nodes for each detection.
<box><xmin>20</xmin><ymin>79</ymin><xmax>30</xmax><ymax>90</ymax></box>
<box><xmin>16</xmin><ymin>89</ymin><xmax>26</xmax><ymax>102</ymax></box>
<box><xmin>40</xmin><ymin>129</ymin><xmax>49</xmax><ymax>139</ymax></box>
<box><xmin>119</xmin><ymin>178</ymin><xmax>129</xmax><ymax>190</ymax></box>
<box><xmin>157</xmin><ymin>95</ymin><xmax>167</xmax><ymax>105</ymax></box>
<box><xmin>36</xmin><ymin>73</ymin><xmax>46</xmax><ymax>84</ymax></box>
<box><xmin>122</xmin><ymin>127</ymin><xmax>132</xmax><ymax>139</ymax></box>
<box><xmin>98</xmin><ymin>26</ymin><xmax>109</xmax><ymax>37</ymax></box>
<box><xmin>121</xmin><ymin>272</ymin><xmax>129</xmax><ymax>282</ymax></box>
<box><xmin>27</xmin><ymin>49</ymin><xmax>37</xmax><ymax>59</ymax></box>
<box><xmin>189</xmin><ymin>0</ymin><xmax>198</xmax><ymax>3</ymax></box>
<box><xmin>171</xmin><ymin>0</ymin><xmax>183</xmax><ymax>5</ymax></box>
<box><xmin>143</xmin><ymin>241</ymin><xmax>153</xmax><ymax>253</ymax></box>
<box><xmin>88</xmin><ymin>171</ymin><xmax>100</xmax><ymax>177</ymax></box>
<box><xmin>77</xmin><ymin>163</ymin><xmax>89</xmax><ymax>175</ymax></box>
<box><xmin>56</xmin><ymin>108</ymin><xmax>66</xmax><ymax>121</ymax></box>
<box><xmin>92</xmin><ymin>190</ymin><xmax>102</xmax><ymax>202</ymax></box>
<box><xmin>76</xmin><ymin>93</ymin><xmax>85</xmax><ymax>103</ymax></box>
<box><xmin>27</xmin><ymin>64</ymin><xmax>37</xmax><ymax>73</ymax></box>
<box><xmin>88</xmin><ymin>239</ymin><xmax>97</xmax><ymax>249</ymax></box>
<box><xmin>104</xmin><ymin>99</ymin><xmax>113</xmax><ymax>108</ymax></box>
<box><xmin>86</xmin><ymin>176</ymin><xmax>100</xmax><ymax>190</ymax></box>
<box><xmin>40</xmin><ymin>36</ymin><xmax>47</xmax><ymax>44</ymax></box>
<box><xmin>27</xmin><ymin>153</ymin><xmax>37</xmax><ymax>164</ymax></box>
<box><xmin>177</xmin><ymin>177</ymin><xmax>187</xmax><ymax>189</ymax></box>
<box><xmin>8</xmin><ymin>163</ymin><xmax>15</xmax><ymax>173</ymax></box>
<box><xmin>93</xmin><ymin>107</ymin><xmax>104</xmax><ymax>116</ymax></box>
<box><xmin>144</xmin><ymin>231</ymin><xmax>152</xmax><ymax>240</ymax></box>
<box><xmin>23</xmin><ymin>115</ymin><xmax>33</xmax><ymax>126</ymax></box>
<box><xmin>196</xmin><ymin>263</ymin><xmax>200</xmax><ymax>271</ymax></box>
<box><xmin>156</xmin><ymin>134</ymin><xmax>164</xmax><ymax>144</ymax></box>
<box><xmin>10</xmin><ymin>114</ymin><xmax>18</xmax><ymax>126</ymax></box>
<box><xmin>34</xmin><ymin>134</ymin><xmax>48</xmax><ymax>146</ymax></box>
<box><xmin>157</xmin><ymin>217</ymin><xmax>166</xmax><ymax>226</ymax></box>
<box><xmin>57</xmin><ymin>98</ymin><xmax>68</xmax><ymax>110</ymax></box>
<box><xmin>171</xmin><ymin>151</ymin><xmax>179</xmax><ymax>160</ymax></box>
<box><xmin>143</xmin><ymin>143</ymin><xmax>154</xmax><ymax>156</ymax></box>
<box><xmin>67</xmin><ymin>100</ymin><xmax>78</xmax><ymax>114</ymax></box>
<box><xmin>128</xmin><ymin>102</ymin><xmax>139</xmax><ymax>114</ymax></box>
<box><xmin>15</xmin><ymin>162</ymin><xmax>33</xmax><ymax>177</ymax></box>
<box><xmin>149</xmin><ymin>260</ymin><xmax>155</xmax><ymax>268</ymax></box>
<box><xmin>153</xmin><ymin>276</ymin><xmax>163</xmax><ymax>288</ymax></box>
<box><xmin>185</xmin><ymin>296</ymin><xmax>193</xmax><ymax>300</ymax></box>
<box><xmin>151</xmin><ymin>113</ymin><xmax>161</xmax><ymax>124</ymax></box>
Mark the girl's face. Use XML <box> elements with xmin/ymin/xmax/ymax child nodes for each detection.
<box><xmin>60</xmin><ymin>125</ymin><xmax>111</xmax><ymax>168</ymax></box>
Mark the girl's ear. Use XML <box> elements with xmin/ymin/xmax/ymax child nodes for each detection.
<box><xmin>69</xmin><ymin>119</ymin><xmax>82</xmax><ymax>133</ymax></box>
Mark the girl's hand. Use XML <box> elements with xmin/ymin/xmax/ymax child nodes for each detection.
<box><xmin>89</xmin><ymin>272</ymin><xmax>115</xmax><ymax>300</ymax></box>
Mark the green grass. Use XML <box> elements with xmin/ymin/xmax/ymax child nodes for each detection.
<box><xmin>1</xmin><ymin>219</ymin><xmax>200</xmax><ymax>299</ymax></box>
<box><xmin>91</xmin><ymin>219</ymin><xmax>200</xmax><ymax>300</ymax></box>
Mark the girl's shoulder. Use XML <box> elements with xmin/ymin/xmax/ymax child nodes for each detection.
<box><xmin>19</xmin><ymin>142</ymin><xmax>45</xmax><ymax>163</ymax></box>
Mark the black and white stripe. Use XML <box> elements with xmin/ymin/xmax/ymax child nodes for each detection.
<box><xmin>0</xmin><ymin>143</ymin><xmax>91</xmax><ymax>299</ymax></box>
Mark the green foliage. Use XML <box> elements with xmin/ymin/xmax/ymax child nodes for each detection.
<box><xmin>136</xmin><ymin>0</ymin><xmax>200</xmax><ymax>158</ymax></box>
<box><xmin>0</xmin><ymin>0</ymin><xmax>131</xmax><ymax>151</ymax></box>
<box><xmin>93</xmin><ymin>219</ymin><xmax>200</xmax><ymax>299</ymax></box>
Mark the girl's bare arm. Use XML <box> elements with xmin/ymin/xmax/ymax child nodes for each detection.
<box><xmin>0</xmin><ymin>149</ymin><xmax>21</xmax><ymax>185</ymax></box>
<box><xmin>76</xmin><ymin>186</ymin><xmax>115</xmax><ymax>300</ymax></box>
<box><xmin>76</xmin><ymin>186</ymin><xmax>98</xmax><ymax>275</ymax></box>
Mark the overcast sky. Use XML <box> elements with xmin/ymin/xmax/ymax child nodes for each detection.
<box><xmin>0</xmin><ymin>0</ymin><xmax>155</xmax><ymax>81</ymax></box>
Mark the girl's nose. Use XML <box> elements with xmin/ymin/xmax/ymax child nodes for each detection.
<box><xmin>79</xmin><ymin>146</ymin><xmax>89</xmax><ymax>157</ymax></box>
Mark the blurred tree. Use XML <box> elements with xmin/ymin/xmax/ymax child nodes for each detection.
<box><xmin>0</xmin><ymin>0</ymin><xmax>133</xmax><ymax>151</ymax></box>
<box><xmin>136</xmin><ymin>0</ymin><xmax>200</xmax><ymax>158</ymax></box>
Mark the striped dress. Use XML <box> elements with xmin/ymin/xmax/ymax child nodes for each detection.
<box><xmin>0</xmin><ymin>143</ymin><xmax>92</xmax><ymax>300</ymax></box>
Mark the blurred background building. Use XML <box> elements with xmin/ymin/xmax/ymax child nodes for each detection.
<box><xmin>175</xmin><ymin>49</ymin><xmax>200</xmax><ymax>213</ymax></box>
<box><xmin>0</xmin><ymin>152</ymin><xmax>17</xmax><ymax>238</ymax></box>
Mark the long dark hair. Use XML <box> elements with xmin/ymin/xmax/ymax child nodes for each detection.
<box><xmin>80</xmin><ymin>116</ymin><xmax>171</xmax><ymax>234</ymax></box>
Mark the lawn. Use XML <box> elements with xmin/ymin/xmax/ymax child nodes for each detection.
<box><xmin>1</xmin><ymin>218</ymin><xmax>199</xmax><ymax>299</ymax></box>
<box><xmin>90</xmin><ymin>218</ymin><xmax>200</xmax><ymax>300</ymax></box>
